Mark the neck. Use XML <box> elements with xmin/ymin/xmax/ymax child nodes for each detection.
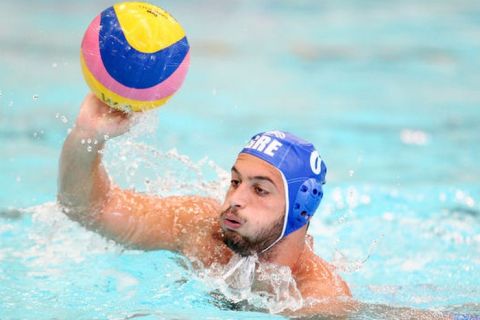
<box><xmin>258</xmin><ymin>226</ymin><xmax>308</xmax><ymax>270</ymax></box>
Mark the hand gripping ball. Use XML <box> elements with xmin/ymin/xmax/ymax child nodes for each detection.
<box><xmin>80</xmin><ymin>2</ymin><xmax>190</xmax><ymax>112</ymax></box>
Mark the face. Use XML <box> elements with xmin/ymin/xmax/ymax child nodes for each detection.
<box><xmin>219</xmin><ymin>153</ymin><xmax>286</xmax><ymax>256</ymax></box>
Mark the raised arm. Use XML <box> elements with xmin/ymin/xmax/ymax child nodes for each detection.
<box><xmin>57</xmin><ymin>94</ymin><xmax>129</xmax><ymax>223</ymax></box>
<box><xmin>57</xmin><ymin>94</ymin><xmax>220</xmax><ymax>251</ymax></box>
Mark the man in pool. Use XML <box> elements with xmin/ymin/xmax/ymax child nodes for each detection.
<box><xmin>57</xmin><ymin>94</ymin><xmax>354</xmax><ymax>316</ymax></box>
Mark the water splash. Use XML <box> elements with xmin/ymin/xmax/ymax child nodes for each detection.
<box><xmin>26</xmin><ymin>202</ymin><xmax>122</xmax><ymax>260</ymax></box>
<box><xmin>103</xmin><ymin>112</ymin><xmax>229</xmax><ymax>201</ymax></box>
<box><xmin>198</xmin><ymin>254</ymin><xmax>303</xmax><ymax>314</ymax></box>
<box><xmin>53</xmin><ymin>111</ymin><xmax>303</xmax><ymax>314</ymax></box>
<box><xmin>333</xmin><ymin>234</ymin><xmax>385</xmax><ymax>273</ymax></box>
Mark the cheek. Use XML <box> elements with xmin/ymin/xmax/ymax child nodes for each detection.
<box><xmin>243</xmin><ymin>215</ymin><xmax>265</xmax><ymax>237</ymax></box>
<box><xmin>246</xmin><ymin>206</ymin><xmax>279</xmax><ymax>228</ymax></box>
<box><xmin>248</xmin><ymin>214</ymin><xmax>264</xmax><ymax>226</ymax></box>
<box><xmin>255</xmin><ymin>197</ymin><xmax>284</xmax><ymax>219</ymax></box>
<box><xmin>272</xmin><ymin>193</ymin><xmax>286</xmax><ymax>216</ymax></box>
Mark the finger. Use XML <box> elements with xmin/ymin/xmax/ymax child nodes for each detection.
<box><xmin>109</xmin><ymin>110</ymin><xmax>134</xmax><ymax>124</ymax></box>
<box><xmin>86</xmin><ymin>94</ymin><xmax>113</xmax><ymax>114</ymax></box>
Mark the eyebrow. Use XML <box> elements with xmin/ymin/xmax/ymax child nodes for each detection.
<box><xmin>231</xmin><ymin>166</ymin><xmax>278</xmax><ymax>188</ymax></box>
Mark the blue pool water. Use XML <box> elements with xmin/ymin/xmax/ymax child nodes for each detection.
<box><xmin>1</xmin><ymin>0</ymin><xmax>479</xmax><ymax>319</ymax></box>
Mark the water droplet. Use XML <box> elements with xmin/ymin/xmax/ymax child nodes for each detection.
<box><xmin>67</xmin><ymin>128</ymin><xmax>72</xmax><ymax>134</ymax></box>
<box><xmin>55</xmin><ymin>113</ymin><xmax>60</xmax><ymax>118</ymax></box>
<box><xmin>87</xmin><ymin>146</ymin><xmax>92</xmax><ymax>152</ymax></box>
<box><xmin>61</xmin><ymin>115</ymin><xmax>68</xmax><ymax>123</ymax></box>
<box><xmin>52</xmin><ymin>62</ymin><xmax>58</xmax><ymax>68</ymax></box>
<box><xmin>87</xmin><ymin>138</ymin><xmax>92</xmax><ymax>144</ymax></box>
<box><xmin>33</xmin><ymin>132</ymin><xmax>38</xmax><ymax>138</ymax></box>
<box><xmin>81</xmin><ymin>139</ymin><xmax>86</xmax><ymax>144</ymax></box>
<box><xmin>104</xmin><ymin>134</ymin><xmax>110</xmax><ymax>141</ymax></box>
<box><xmin>349</xmin><ymin>170</ymin><xmax>355</xmax><ymax>177</ymax></box>
<box><xmin>32</xmin><ymin>94</ymin><xmax>39</xmax><ymax>101</ymax></box>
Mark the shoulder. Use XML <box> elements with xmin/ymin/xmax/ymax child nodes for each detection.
<box><xmin>294</xmin><ymin>246</ymin><xmax>351</xmax><ymax>299</ymax></box>
<box><xmin>290</xmin><ymin>248</ymin><xmax>355</xmax><ymax>317</ymax></box>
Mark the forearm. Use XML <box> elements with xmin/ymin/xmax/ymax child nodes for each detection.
<box><xmin>57</xmin><ymin>128</ymin><xmax>110</xmax><ymax>224</ymax></box>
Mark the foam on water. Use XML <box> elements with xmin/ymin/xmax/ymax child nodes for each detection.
<box><xmin>1</xmin><ymin>185</ymin><xmax>479</xmax><ymax>318</ymax></box>
<box><xmin>0</xmin><ymin>112</ymin><xmax>302</xmax><ymax>318</ymax></box>
<box><xmin>90</xmin><ymin>113</ymin><xmax>307</xmax><ymax>314</ymax></box>
<box><xmin>2</xmin><ymin>140</ymin><xmax>479</xmax><ymax>318</ymax></box>
<box><xmin>1</xmin><ymin>114</ymin><xmax>478</xmax><ymax>317</ymax></box>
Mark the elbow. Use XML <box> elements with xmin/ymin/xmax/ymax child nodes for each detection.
<box><xmin>56</xmin><ymin>195</ymin><xmax>83</xmax><ymax>225</ymax></box>
<box><xmin>56</xmin><ymin>192</ymin><xmax>99</xmax><ymax>229</ymax></box>
<box><xmin>57</xmin><ymin>193</ymin><xmax>74</xmax><ymax>218</ymax></box>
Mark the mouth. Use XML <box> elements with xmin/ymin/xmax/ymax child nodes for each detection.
<box><xmin>222</xmin><ymin>213</ymin><xmax>243</xmax><ymax>230</ymax></box>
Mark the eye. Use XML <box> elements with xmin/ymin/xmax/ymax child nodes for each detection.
<box><xmin>230</xmin><ymin>179</ymin><xmax>240</xmax><ymax>188</ymax></box>
<box><xmin>254</xmin><ymin>185</ymin><xmax>269</xmax><ymax>196</ymax></box>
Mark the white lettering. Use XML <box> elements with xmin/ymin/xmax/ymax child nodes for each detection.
<box><xmin>244</xmin><ymin>134</ymin><xmax>283</xmax><ymax>157</ymax></box>
<box><xmin>310</xmin><ymin>151</ymin><xmax>322</xmax><ymax>174</ymax></box>
<box><xmin>252</xmin><ymin>135</ymin><xmax>271</xmax><ymax>152</ymax></box>
<box><xmin>245</xmin><ymin>135</ymin><xmax>260</xmax><ymax>148</ymax></box>
<box><xmin>264</xmin><ymin>139</ymin><xmax>283</xmax><ymax>156</ymax></box>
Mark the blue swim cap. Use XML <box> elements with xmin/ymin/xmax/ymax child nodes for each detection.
<box><xmin>240</xmin><ymin>130</ymin><xmax>327</xmax><ymax>249</ymax></box>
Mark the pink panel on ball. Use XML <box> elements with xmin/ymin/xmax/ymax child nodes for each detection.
<box><xmin>81</xmin><ymin>15</ymin><xmax>190</xmax><ymax>102</ymax></box>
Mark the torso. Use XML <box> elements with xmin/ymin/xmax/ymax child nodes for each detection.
<box><xmin>181</xmin><ymin>216</ymin><xmax>351</xmax><ymax>300</ymax></box>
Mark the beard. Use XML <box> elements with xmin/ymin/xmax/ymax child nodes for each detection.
<box><xmin>220</xmin><ymin>208</ymin><xmax>284</xmax><ymax>257</ymax></box>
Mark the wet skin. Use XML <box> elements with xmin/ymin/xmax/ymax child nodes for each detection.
<box><xmin>58</xmin><ymin>94</ymin><xmax>354</xmax><ymax>317</ymax></box>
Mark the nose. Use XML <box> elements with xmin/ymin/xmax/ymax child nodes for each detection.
<box><xmin>228</xmin><ymin>184</ymin><xmax>248</xmax><ymax>209</ymax></box>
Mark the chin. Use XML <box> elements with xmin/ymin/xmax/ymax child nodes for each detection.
<box><xmin>222</xmin><ymin>229</ymin><xmax>254</xmax><ymax>257</ymax></box>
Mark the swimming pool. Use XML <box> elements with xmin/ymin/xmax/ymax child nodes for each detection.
<box><xmin>1</xmin><ymin>0</ymin><xmax>479</xmax><ymax>319</ymax></box>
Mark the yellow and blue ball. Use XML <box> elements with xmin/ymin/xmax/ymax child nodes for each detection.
<box><xmin>80</xmin><ymin>2</ymin><xmax>190</xmax><ymax>112</ymax></box>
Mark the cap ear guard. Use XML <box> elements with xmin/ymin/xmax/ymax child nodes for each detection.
<box><xmin>291</xmin><ymin>178</ymin><xmax>324</xmax><ymax>225</ymax></box>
